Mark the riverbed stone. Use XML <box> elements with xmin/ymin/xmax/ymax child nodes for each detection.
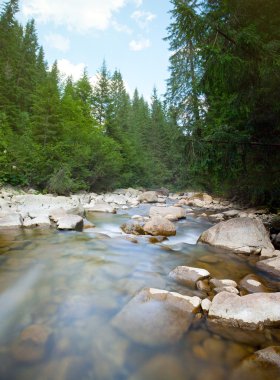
<box><xmin>201</xmin><ymin>298</ymin><xmax>212</xmax><ymax>312</ymax></box>
<box><xmin>239</xmin><ymin>274</ymin><xmax>269</xmax><ymax>293</ymax></box>
<box><xmin>143</xmin><ymin>216</ymin><xmax>176</xmax><ymax>237</ymax></box>
<box><xmin>198</xmin><ymin>217</ymin><xmax>274</xmax><ymax>254</ymax></box>
<box><xmin>210</xmin><ymin>278</ymin><xmax>238</xmax><ymax>288</ymax></box>
<box><xmin>84</xmin><ymin>201</ymin><xmax>116</xmax><ymax>213</ymax></box>
<box><xmin>56</xmin><ymin>215</ymin><xmax>83</xmax><ymax>231</ymax></box>
<box><xmin>11</xmin><ymin>324</ymin><xmax>51</xmax><ymax>363</ymax></box>
<box><xmin>138</xmin><ymin>191</ymin><xmax>158</xmax><ymax>203</ymax></box>
<box><xmin>208</xmin><ymin>291</ymin><xmax>280</xmax><ymax>329</ymax></box>
<box><xmin>149</xmin><ymin>206</ymin><xmax>187</xmax><ymax>220</ymax></box>
<box><xmin>169</xmin><ymin>266</ymin><xmax>210</xmax><ymax>288</ymax></box>
<box><xmin>121</xmin><ymin>221</ymin><xmax>144</xmax><ymax>235</ymax></box>
<box><xmin>256</xmin><ymin>256</ymin><xmax>280</xmax><ymax>278</ymax></box>
<box><xmin>214</xmin><ymin>286</ymin><xmax>239</xmax><ymax>295</ymax></box>
<box><xmin>112</xmin><ymin>288</ymin><xmax>201</xmax><ymax>346</ymax></box>
<box><xmin>0</xmin><ymin>212</ymin><xmax>22</xmax><ymax>228</ymax></box>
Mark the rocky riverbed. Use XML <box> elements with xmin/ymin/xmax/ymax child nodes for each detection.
<box><xmin>0</xmin><ymin>186</ymin><xmax>280</xmax><ymax>379</ymax></box>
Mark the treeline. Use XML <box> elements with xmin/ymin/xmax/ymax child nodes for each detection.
<box><xmin>166</xmin><ymin>0</ymin><xmax>280</xmax><ymax>207</ymax></box>
<box><xmin>0</xmin><ymin>0</ymin><xmax>183</xmax><ymax>194</ymax></box>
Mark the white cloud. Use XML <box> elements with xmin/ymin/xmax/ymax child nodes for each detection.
<box><xmin>45</xmin><ymin>33</ymin><xmax>70</xmax><ymax>52</ymax></box>
<box><xmin>131</xmin><ymin>10</ymin><xmax>156</xmax><ymax>29</ymax></box>
<box><xmin>57</xmin><ymin>59</ymin><xmax>86</xmax><ymax>81</ymax></box>
<box><xmin>22</xmin><ymin>0</ymin><xmax>127</xmax><ymax>32</ymax></box>
<box><xmin>112</xmin><ymin>20</ymin><xmax>132</xmax><ymax>34</ymax></box>
<box><xmin>129</xmin><ymin>38</ymin><xmax>150</xmax><ymax>51</ymax></box>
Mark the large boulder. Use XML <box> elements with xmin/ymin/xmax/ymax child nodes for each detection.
<box><xmin>56</xmin><ymin>215</ymin><xmax>84</xmax><ymax>231</ymax></box>
<box><xmin>169</xmin><ymin>266</ymin><xmax>210</xmax><ymax>288</ymax></box>
<box><xmin>149</xmin><ymin>206</ymin><xmax>186</xmax><ymax>220</ymax></box>
<box><xmin>198</xmin><ymin>217</ymin><xmax>274</xmax><ymax>254</ymax></box>
<box><xmin>143</xmin><ymin>216</ymin><xmax>176</xmax><ymax>237</ymax></box>
<box><xmin>121</xmin><ymin>222</ymin><xmax>144</xmax><ymax>235</ymax></box>
<box><xmin>208</xmin><ymin>291</ymin><xmax>280</xmax><ymax>329</ymax></box>
<box><xmin>138</xmin><ymin>191</ymin><xmax>158</xmax><ymax>203</ymax></box>
<box><xmin>112</xmin><ymin>288</ymin><xmax>201</xmax><ymax>346</ymax></box>
<box><xmin>257</xmin><ymin>256</ymin><xmax>280</xmax><ymax>278</ymax></box>
<box><xmin>103</xmin><ymin>194</ymin><xmax>127</xmax><ymax>205</ymax></box>
<box><xmin>0</xmin><ymin>212</ymin><xmax>22</xmax><ymax>228</ymax></box>
<box><xmin>23</xmin><ymin>215</ymin><xmax>51</xmax><ymax>228</ymax></box>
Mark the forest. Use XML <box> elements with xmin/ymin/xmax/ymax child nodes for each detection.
<box><xmin>0</xmin><ymin>0</ymin><xmax>279</xmax><ymax>207</ymax></box>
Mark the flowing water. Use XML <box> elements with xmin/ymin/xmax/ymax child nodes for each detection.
<box><xmin>0</xmin><ymin>205</ymin><xmax>278</xmax><ymax>380</ymax></box>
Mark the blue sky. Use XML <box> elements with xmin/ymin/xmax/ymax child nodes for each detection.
<box><xmin>12</xmin><ymin>0</ymin><xmax>172</xmax><ymax>101</ymax></box>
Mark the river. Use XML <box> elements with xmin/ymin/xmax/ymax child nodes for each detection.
<box><xmin>0</xmin><ymin>204</ymin><xmax>275</xmax><ymax>379</ymax></box>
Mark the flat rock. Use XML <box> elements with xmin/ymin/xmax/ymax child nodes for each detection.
<box><xmin>0</xmin><ymin>212</ymin><xmax>22</xmax><ymax>228</ymax></box>
<box><xmin>210</xmin><ymin>278</ymin><xmax>238</xmax><ymax>288</ymax></box>
<box><xmin>198</xmin><ymin>217</ymin><xmax>274</xmax><ymax>254</ymax></box>
<box><xmin>56</xmin><ymin>215</ymin><xmax>83</xmax><ymax>231</ymax></box>
<box><xmin>150</xmin><ymin>206</ymin><xmax>186</xmax><ymax>220</ymax></box>
<box><xmin>208</xmin><ymin>291</ymin><xmax>280</xmax><ymax>329</ymax></box>
<box><xmin>112</xmin><ymin>288</ymin><xmax>201</xmax><ymax>346</ymax></box>
<box><xmin>214</xmin><ymin>286</ymin><xmax>239</xmax><ymax>295</ymax></box>
<box><xmin>257</xmin><ymin>256</ymin><xmax>280</xmax><ymax>278</ymax></box>
<box><xmin>143</xmin><ymin>216</ymin><xmax>176</xmax><ymax>237</ymax></box>
<box><xmin>84</xmin><ymin>201</ymin><xmax>116</xmax><ymax>213</ymax></box>
<box><xmin>239</xmin><ymin>274</ymin><xmax>270</xmax><ymax>293</ymax></box>
<box><xmin>169</xmin><ymin>266</ymin><xmax>210</xmax><ymax>288</ymax></box>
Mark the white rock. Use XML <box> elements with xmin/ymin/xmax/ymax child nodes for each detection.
<box><xmin>143</xmin><ymin>216</ymin><xmax>176</xmax><ymax>237</ymax></box>
<box><xmin>56</xmin><ymin>215</ymin><xmax>83</xmax><ymax>231</ymax></box>
<box><xmin>0</xmin><ymin>212</ymin><xmax>22</xmax><ymax>228</ymax></box>
<box><xmin>201</xmin><ymin>298</ymin><xmax>212</xmax><ymax>312</ymax></box>
<box><xmin>150</xmin><ymin>206</ymin><xmax>186</xmax><ymax>220</ymax></box>
<box><xmin>169</xmin><ymin>266</ymin><xmax>210</xmax><ymax>288</ymax></box>
<box><xmin>84</xmin><ymin>201</ymin><xmax>116</xmax><ymax>213</ymax></box>
<box><xmin>257</xmin><ymin>256</ymin><xmax>280</xmax><ymax>278</ymax></box>
<box><xmin>23</xmin><ymin>215</ymin><xmax>51</xmax><ymax>228</ymax></box>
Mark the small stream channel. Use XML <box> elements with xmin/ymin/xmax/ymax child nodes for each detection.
<box><xmin>0</xmin><ymin>205</ymin><xmax>277</xmax><ymax>379</ymax></box>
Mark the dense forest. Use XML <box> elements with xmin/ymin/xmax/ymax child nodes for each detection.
<box><xmin>0</xmin><ymin>0</ymin><xmax>279</xmax><ymax>206</ymax></box>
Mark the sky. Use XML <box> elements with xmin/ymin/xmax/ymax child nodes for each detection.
<box><xmin>11</xmin><ymin>0</ymin><xmax>173</xmax><ymax>101</ymax></box>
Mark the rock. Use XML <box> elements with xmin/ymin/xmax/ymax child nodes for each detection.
<box><xmin>129</xmin><ymin>354</ymin><xmax>186</xmax><ymax>380</ymax></box>
<box><xmin>49</xmin><ymin>207</ymin><xmax>67</xmax><ymax>222</ymax></box>
<box><xmin>56</xmin><ymin>215</ymin><xmax>84</xmax><ymax>231</ymax></box>
<box><xmin>143</xmin><ymin>216</ymin><xmax>176</xmax><ymax>237</ymax></box>
<box><xmin>261</xmin><ymin>247</ymin><xmax>278</xmax><ymax>258</ymax></box>
<box><xmin>138</xmin><ymin>191</ymin><xmax>158</xmax><ymax>203</ymax></box>
<box><xmin>188</xmin><ymin>198</ymin><xmax>205</xmax><ymax>208</ymax></box>
<box><xmin>210</xmin><ymin>278</ymin><xmax>238</xmax><ymax>288</ymax></box>
<box><xmin>272</xmin><ymin>233</ymin><xmax>280</xmax><ymax>249</ymax></box>
<box><xmin>11</xmin><ymin>324</ymin><xmax>51</xmax><ymax>363</ymax></box>
<box><xmin>208</xmin><ymin>291</ymin><xmax>280</xmax><ymax>329</ymax></box>
<box><xmin>196</xmin><ymin>279</ymin><xmax>211</xmax><ymax>293</ymax></box>
<box><xmin>239</xmin><ymin>274</ymin><xmax>269</xmax><ymax>293</ymax></box>
<box><xmin>198</xmin><ymin>255</ymin><xmax>220</xmax><ymax>264</ymax></box>
<box><xmin>208</xmin><ymin>213</ymin><xmax>225</xmax><ymax>222</ymax></box>
<box><xmin>257</xmin><ymin>256</ymin><xmax>280</xmax><ymax>278</ymax></box>
<box><xmin>149</xmin><ymin>206</ymin><xmax>186</xmax><ymax>219</ymax></box>
<box><xmin>201</xmin><ymin>298</ymin><xmax>212</xmax><ymax>312</ymax></box>
<box><xmin>84</xmin><ymin>201</ymin><xmax>116</xmax><ymax>213</ymax></box>
<box><xmin>223</xmin><ymin>210</ymin><xmax>240</xmax><ymax>218</ymax></box>
<box><xmin>23</xmin><ymin>215</ymin><xmax>51</xmax><ymax>228</ymax></box>
<box><xmin>83</xmin><ymin>218</ymin><xmax>95</xmax><ymax>229</ymax></box>
<box><xmin>198</xmin><ymin>217</ymin><xmax>274</xmax><ymax>254</ymax></box>
<box><xmin>0</xmin><ymin>212</ymin><xmax>22</xmax><ymax>228</ymax></box>
<box><xmin>104</xmin><ymin>193</ymin><xmax>127</xmax><ymax>205</ymax></box>
<box><xmin>149</xmin><ymin>236</ymin><xmax>167</xmax><ymax>244</ymax></box>
<box><xmin>230</xmin><ymin>346</ymin><xmax>280</xmax><ymax>380</ymax></box>
<box><xmin>112</xmin><ymin>288</ymin><xmax>201</xmax><ymax>346</ymax></box>
<box><xmin>214</xmin><ymin>286</ymin><xmax>239</xmax><ymax>295</ymax></box>
<box><xmin>169</xmin><ymin>266</ymin><xmax>210</xmax><ymax>288</ymax></box>
<box><xmin>121</xmin><ymin>222</ymin><xmax>144</xmax><ymax>235</ymax></box>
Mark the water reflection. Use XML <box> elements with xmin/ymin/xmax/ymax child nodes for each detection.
<box><xmin>0</xmin><ymin>211</ymin><xmax>278</xmax><ymax>379</ymax></box>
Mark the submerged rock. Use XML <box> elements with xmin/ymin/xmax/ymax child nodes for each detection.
<box><xmin>112</xmin><ymin>288</ymin><xmax>201</xmax><ymax>346</ymax></box>
<box><xmin>239</xmin><ymin>274</ymin><xmax>270</xmax><ymax>294</ymax></box>
<box><xmin>169</xmin><ymin>266</ymin><xmax>210</xmax><ymax>288</ymax></box>
<box><xmin>143</xmin><ymin>216</ymin><xmax>176</xmax><ymax>237</ymax></box>
<box><xmin>11</xmin><ymin>324</ymin><xmax>51</xmax><ymax>363</ymax></box>
<box><xmin>198</xmin><ymin>217</ymin><xmax>274</xmax><ymax>254</ymax></box>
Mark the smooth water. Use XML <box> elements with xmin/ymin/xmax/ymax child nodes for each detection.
<box><xmin>0</xmin><ymin>206</ymin><xmax>277</xmax><ymax>380</ymax></box>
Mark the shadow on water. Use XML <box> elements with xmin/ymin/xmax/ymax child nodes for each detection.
<box><xmin>0</xmin><ymin>209</ymin><xmax>278</xmax><ymax>379</ymax></box>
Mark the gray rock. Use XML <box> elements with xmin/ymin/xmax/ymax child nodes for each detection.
<box><xmin>138</xmin><ymin>191</ymin><xmax>158</xmax><ymax>203</ymax></box>
<box><xmin>149</xmin><ymin>206</ymin><xmax>186</xmax><ymax>220</ymax></box>
<box><xmin>143</xmin><ymin>216</ymin><xmax>176</xmax><ymax>237</ymax></box>
<box><xmin>112</xmin><ymin>288</ymin><xmax>201</xmax><ymax>346</ymax></box>
<box><xmin>169</xmin><ymin>266</ymin><xmax>210</xmax><ymax>288</ymax></box>
<box><xmin>257</xmin><ymin>256</ymin><xmax>280</xmax><ymax>278</ymax></box>
<box><xmin>56</xmin><ymin>215</ymin><xmax>83</xmax><ymax>231</ymax></box>
<box><xmin>208</xmin><ymin>291</ymin><xmax>280</xmax><ymax>329</ymax></box>
<box><xmin>23</xmin><ymin>215</ymin><xmax>51</xmax><ymax>228</ymax></box>
<box><xmin>103</xmin><ymin>194</ymin><xmax>127</xmax><ymax>205</ymax></box>
<box><xmin>198</xmin><ymin>217</ymin><xmax>274</xmax><ymax>254</ymax></box>
<box><xmin>0</xmin><ymin>212</ymin><xmax>22</xmax><ymax>228</ymax></box>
